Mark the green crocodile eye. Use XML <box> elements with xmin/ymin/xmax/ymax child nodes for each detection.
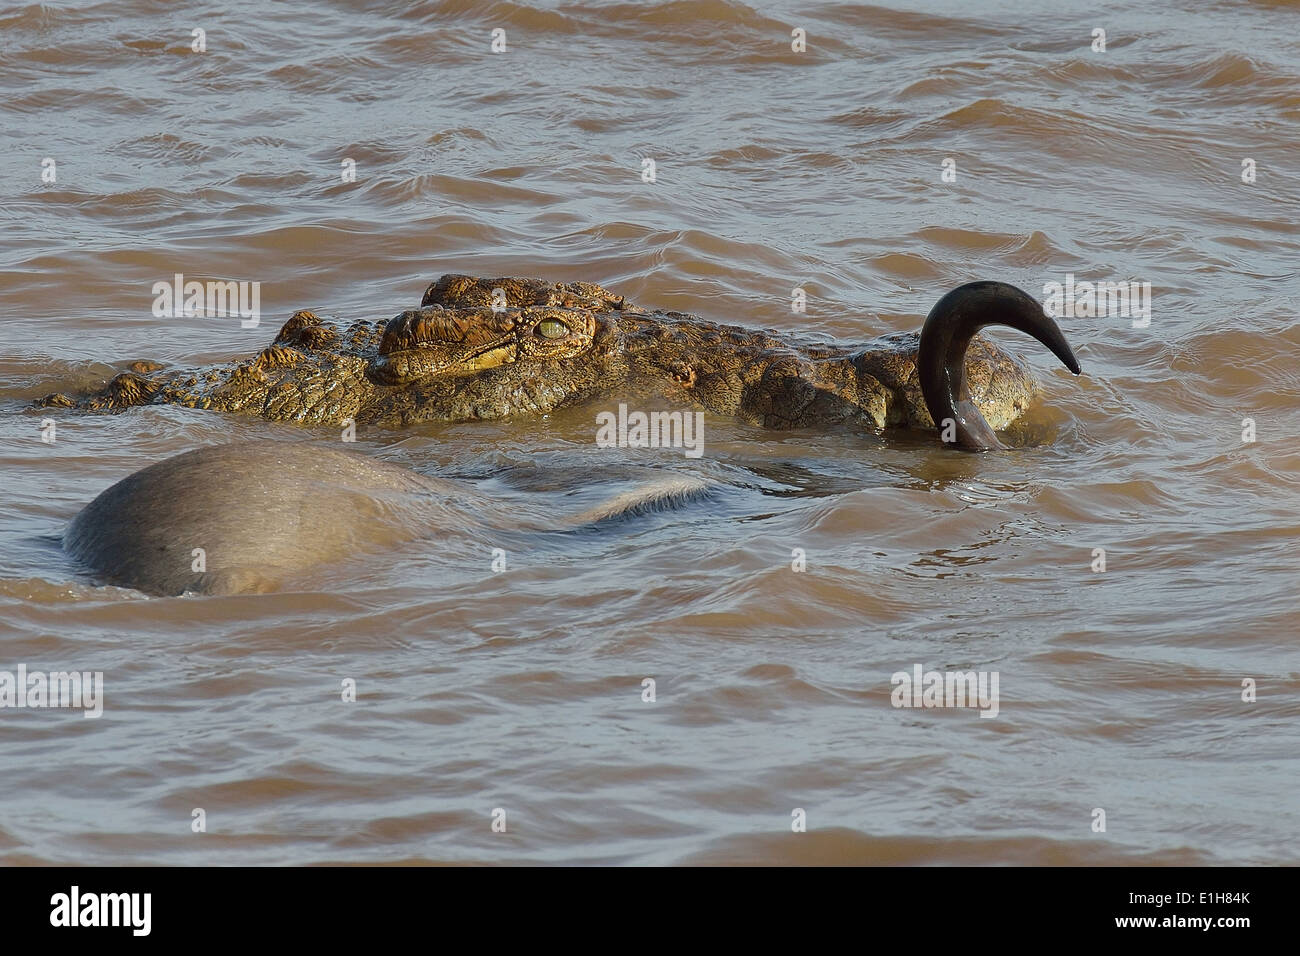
<box><xmin>536</xmin><ymin>319</ymin><xmax>571</xmax><ymax>339</ymax></box>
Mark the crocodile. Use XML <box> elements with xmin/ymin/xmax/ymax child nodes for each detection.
<box><xmin>39</xmin><ymin>275</ymin><xmax>1082</xmax><ymax>451</ymax></box>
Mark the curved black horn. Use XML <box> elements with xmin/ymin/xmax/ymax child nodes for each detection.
<box><xmin>918</xmin><ymin>280</ymin><xmax>1082</xmax><ymax>452</ymax></box>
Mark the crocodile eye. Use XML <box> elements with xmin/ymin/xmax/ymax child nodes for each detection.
<box><xmin>536</xmin><ymin>319</ymin><xmax>570</xmax><ymax>339</ymax></box>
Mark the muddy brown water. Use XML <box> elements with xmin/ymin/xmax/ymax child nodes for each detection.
<box><xmin>1</xmin><ymin>0</ymin><xmax>1297</xmax><ymax>864</ymax></box>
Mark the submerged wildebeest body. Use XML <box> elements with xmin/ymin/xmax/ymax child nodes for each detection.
<box><xmin>66</xmin><ymin>442</ymin><xmax>706</xmax><ymax>596</ymax></box>
<box><xmin>42</xmin><ymin>275</ymin><xmax>1081</xmax><ymax>451</ymax></box>
<box><xmin>64</xmin><ymin>443</ymin><xmax>456</xmax><ymax>596</ymax></box>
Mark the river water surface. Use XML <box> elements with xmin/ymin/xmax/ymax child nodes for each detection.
<box><xmin>1</xmin><ymin>0</ymin><xmax>1298</xmax><ymax>864</ymax></box>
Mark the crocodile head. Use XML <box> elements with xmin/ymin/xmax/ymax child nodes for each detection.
<box><xmin>358</xmin><ymin>304</ymin><xmax>631</xmax><ymax>424</ymax></box>
<box><xmin>352</xmin><ymin>273</ymin><xmax>639</xmax><ymax>422</ymax></box>
<box><xmin>370</xmin><ymin>306</ymin><xmax>604</xmax><ymax>385</ymax></box>
<box><xmin>358</xmin><ymin>303</ymin><xmax>629</xmax><ymax>423</ymax></box>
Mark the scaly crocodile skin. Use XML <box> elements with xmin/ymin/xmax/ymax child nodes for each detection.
<box><xmin>38</xmin><ymin>275</ymin><xmax>1038</xmax><ymax>431</ymax></box>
